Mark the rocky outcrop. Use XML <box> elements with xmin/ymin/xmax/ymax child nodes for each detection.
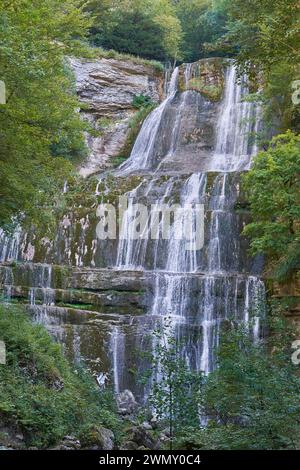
<box><xmin>0</xmin><ymin>264</ymin><xmax>146</xmax><ymax>309</ymax></box>
<box><xmin>268</xmin><ymin>277</ymin><xmax>300</xmax><ymax>329</ymax></box>
<box><xmin>70</xmin><ymin>58</ymin><xmax>163</xmax><ymax>176</ymax></box>
<box><xmin>117</xmin><ymin>390</ymin><xmax>138</xmax><ymax>416</ymax></box>
<box><xmin>179</xmin><ymin>58</ymin><xmax>226</xmax><ymax>102</ymax></box>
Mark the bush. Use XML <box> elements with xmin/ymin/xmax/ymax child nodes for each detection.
<box><xmin>175</xmin><ymin>304</ymin><xmax>300</xmax><ymax>450</ymax></box>
<box><xmin>0</xmin><ymin>304</ymin><xmax>120</xmax><ymax>448</ymax></box>
<box><xmin>132</xmin><ymin>95</ymin><xmax>154</xmax><ymax>109</ymax></box>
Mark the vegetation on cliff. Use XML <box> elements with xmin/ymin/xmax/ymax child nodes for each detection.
<box><xmin>1</xmin><ymin>0</ymin><xmax>300</xmax><ymax>453</ymax></box>
<box><xmin>0</xmin><ymin>304</ymin><xmax>120</xmax><ymax>448</ymax></box>
<box><xmin>243</xmin><ymin>132</ymin><xmax>300</xmax><ymax>282</ymax></box>
<box><xmin>146</xmin><ymin>307</ymin><xmax>300</xmax><ymax>450</ymax></box>
<box><xmin>0</xmin><ymin>1</ymin><xmax>93</xmax><ymax>228</ymax></box>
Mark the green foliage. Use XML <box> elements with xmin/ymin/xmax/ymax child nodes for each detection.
<box><xmin>92</xmin><ymin>46</ymin><xmax>164</xmax><ymax>72</ymax></box>
<box><xmin>211</xmin><ymin>0</ymin><xmax>300</xmax><ymax>132</ymax></box>
<box><xmin>174</xmin><ymin>0</ymin><xmax>227</xmax><ymax>62</ymax></box>
<box><xmin>142</xmin><ymin>318</ymin><xmax>203</xmax><ymax>450</ymax></box>
<box><xmin>132</xmin><ymin>94</ymin><xmax>153</xmax><ymax>109</ymax></box>
<box><xmin>182</xmin><ymin>304</ymin><xmax>300</xmax><ymax>450</ymax></box>
<box><xmin>0</xmin><ymin>303</ymin><xmax>119</xmax><ymax>448</ymax></box>
<box><xmin>142</xmin><ymin>309</ymin><xmax>300</xmax><ymax>450</ymax></box>
<box><xmin>0</xmin><ymin>0</ymin><xmax>91</xmax><ymax>228</ymax></box>
<box><xmin>92</xmin><ymin>10</ymin><xmax>167</xmax><ymax>61</ymax></box>
<box><xmin>86</xmin><ymin>0</ymin><xmax>229</xmax><ymax>62</ymax></box>
<box><xmin>218</xmin><ymin>0</ymin><xmax>300</xmax><ymax>75</ymax></box>
<box><xmin>88</xmin><ymin>1</ymin><xmax>182</xmax><ymax>61</ymax></box>
<box><xmin>243</xmin><ymin>131</ymin><xmax>300</xmax><ymax>280</ymax></box>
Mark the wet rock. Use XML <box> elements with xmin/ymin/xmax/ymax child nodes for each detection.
<box><xmin>120</xmin><ymin>441</ymin><xmax>139</xmax><ymax>451</ymax></box>
<box><xmin>81</xmin><ymin>426</ymin><xmax>114</xmax><ymax>450</ymax></box>
<box><xmin>178</xmin><ymin>58</ymin><xmax>226</xmax><ymax>102</ymax></box>
<box><xmin>161</xmin><ymin>428</ymin><xmax>171</xmax><ymax>438</ymax></box>
<box><xmin>126</xmin><ymin>425</ymin><xmax>159</xmax><ymax>450</ymax></box>
<box><xmin>150</xmin><ymin>416</ymin><xmax>158</xmax><ymax>430</ymax></box>
<box><xmin>117</xmin><ymin>390</ymin><xmax>138</xmax><ymax>416</ymax></box>
<box><xmin>142</xmin><ymin>422</ymin><xmax>152</xmax><ymax>431</ymax></box>
<box><xmin>58</xmin><ymin>436</ymin><xmax>81</xmax><ymax>450</ymax></box>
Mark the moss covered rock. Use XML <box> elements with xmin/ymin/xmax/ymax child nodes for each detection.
<box><xmin>179</xmin><ymin>58</ymin><xmax>227</xmax><ymax>102</ymax></box>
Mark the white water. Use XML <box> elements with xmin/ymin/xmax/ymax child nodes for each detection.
<box><xmin>117</xmin><ymin>67</ymin><xmax>179</xmax><ymax>175</ymax></box>
<box><xmin>113</xmin><ymin>63</ymin><xmax>265</xmax><ymax>393</ymax></box>
<box><xmin>0</xmin><ymin>62</ymin><xmax>265</xmax><ymax>397</ymax></box>
<box><xmin>0</xmin><ymin>227</ymin><xmax>21</xmax><ymax>263</ymax></box>
<box><xmin>110</xmin><ymin>325</ymin><xmax>125</xmax><ymax>395</ymax></box>
<box><xmin>211</xmin><ymin>65</ymin><xmax>261</xmax><ymax>171</ymax></box>
<box><xmin>28</xmin><ymin>264</ymin><xmax>55</xmax><ymax>306</ymax></box>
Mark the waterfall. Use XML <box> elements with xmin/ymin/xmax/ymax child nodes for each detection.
<box><xmin>116</xmin><ymin>178</ymin><xmax>176</xmax><ymax>269</ymax></box>
<box><xmin>28</xmin><ymin>264</ymin><xmax>55</xmax><ymax>307</ymax></box>
<box><xmin>110</xmin><ymin>325</ymin><xmax>126</xmax><ymax>394</ymax></box>
<box><xmin>211</xmin><ymin>65</ymin><xmax>261</xmax><ymax>171</ymax></box>
<box><xmin>0</xmin><ymin>227</ymin><xmax>21</xmax><ymax>263</ymax></box>
<box><xmin>113</xmin><ymin>62</ymin><xmax>265</xmax><ymax>395</ymax></box>
<box><xmin>166</xmin><ymin>64</ymin><xmax>192</xmax><ymax>158</ymax></box>
<box><xmin>117</xmin><ymin>67</ymin><xmax>179</xmax><ymax>174</ymax></box>
<box><xmin>165</xmin><ymin>173</ymin><xmax>207</xmax><ymax>274</ymax></box>
<box><xmin>1</xmin><ymin>266</ymin><xmax>14</xmax><ymax>301</ymax></box>
<box><xmin>0</xmin><ymin>60</ymin><xmax>265</xmax><ymax>401</ymax></box>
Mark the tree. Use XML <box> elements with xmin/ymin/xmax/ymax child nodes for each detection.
<box><xmin>201</xmin><ymin>305</ymin><xmax>300</xmax><ymax>450</ymax></box>
<box><xmin>142</xmin><ymin>317</ymin><xmax>203</xmax><ymax>450</ymax></box>
<box><xmin>176</xmin><ymin>304</ymin><xmax>300</xmax><ymax>450</ymax></box>
<box><xmin>218</xmin><ymin>0</ymin><xmax>300</xmax><ymax>74</ymax></box>
<box><xmin>92</xmin><ymin>9</ymin><xmax>168</xmax><ymax>60</ymax></box>
<box><xmin>0</xmin><ymin>303</ymin><xmax>120</xmax><ymax>448</ymax></box>
<box><xmin>243</xmin><ymin>131</ymin><xmax>300</xmax><ymax>281</ymax></box>
<box><xmin>210</xmin><ymin>0</ymin><xmax>300</xmax><ymax>132</ymax></box>
<box><xmin>174</xmin><ymin>0</ymin><xmax>227</xmax><ymax>62</ymax></box>
<box><xmin>0</xmin><ymin>0</ymin><xmax>91</xmax><ymax>229</ymax></box>
<box><xmin>88</xmin><ymin>0</ymin><xmax>182</xmax><ymax>61</ymax></box>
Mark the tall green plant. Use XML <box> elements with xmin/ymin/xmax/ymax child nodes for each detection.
<box><xmin>243</xmin><ymin>131</ymin><xmax>300</xmax><ymax>281</ymax></box>
<box><xmin>142</xmin><ymin>317</ymin><xmax>203</xmax><ymax>450</ymax></box>
<box><xmin>0</xmin><ymin>0</ymin><xmax>91</xmax><ymax>228</ymax></box>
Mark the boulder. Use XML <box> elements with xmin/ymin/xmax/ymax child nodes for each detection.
<box><xmin>117</xmin><ymin>390</ymin><xmax>138</xmax><ymax>416</ymax></box>
<box><xmin>81</xmin><ymin>426</ymin><xmax>114</xmax><ymax>450</ymax></box>
<box><xmin>125</xmin><ymin>425</ymin><xmax>159</xmax><ymax>450</ymax></box>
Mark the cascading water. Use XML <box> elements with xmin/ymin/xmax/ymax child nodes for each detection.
<box><xmin>0</xmin><ymin>60</ymin><xmax>265</xmax><ymax>401</ymax></box>
<box><xmin>0</xmin><ymin>227</ymin><xmax>21</xmax><ymax>263</ymax></box>
<box><xmin>113</xmin><ymin>62</ymin><xmax>265</xmax><ymax>395</ymax></box>
<box><xmin>211</xmin><ymin>65</ymin><xmax>261</xmax><ymax>171</ymax></box>
<box><xmin>117</xmin><ymin>67</ymin><xmax>179</xmax><ymax>175</ymax></box>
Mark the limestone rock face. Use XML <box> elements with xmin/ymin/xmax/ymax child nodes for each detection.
<box><xmin>70</xmin><ymin>58</ymin><xmax>163</xmax><ymax>176</ymax></box>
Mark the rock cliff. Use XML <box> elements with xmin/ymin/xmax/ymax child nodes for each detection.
<box><xmin>70</xmin><ymin>58</ymin><xmax>163</xmax><ymax>177</ymax></box>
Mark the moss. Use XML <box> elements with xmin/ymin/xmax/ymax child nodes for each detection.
<box><xmin>178</xmin><ymin>58</ymin><xmax>226</xmax><ymax>102</ymax></box>
<box><xmin>0</xmin><ymin>303</ymin><xmax>120</xmax><ymax>448</ymax></box>
<box><xmin>96</xmin><ymin>175</ymin><xmax>143</xmax><ymax>205</ymax></box>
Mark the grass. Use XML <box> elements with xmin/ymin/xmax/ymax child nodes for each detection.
<box><xmin>77</xmin><ymin>41</ymin><xmax>164</xmax><ymax>73</ymax></box>
<box><xmin>113</xmin><ymin>104</ymin><xmax>157</xmax><ymax>166</ymax></box>
<box><xmin>93</xmin><ymin>47</ymin><xmax>164</xmax><ymax>73</ymax></box>
<box><xmin>0</xmin><ymin>303</ymin><xmax>120</xmax><ymax>448</ymax></box>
